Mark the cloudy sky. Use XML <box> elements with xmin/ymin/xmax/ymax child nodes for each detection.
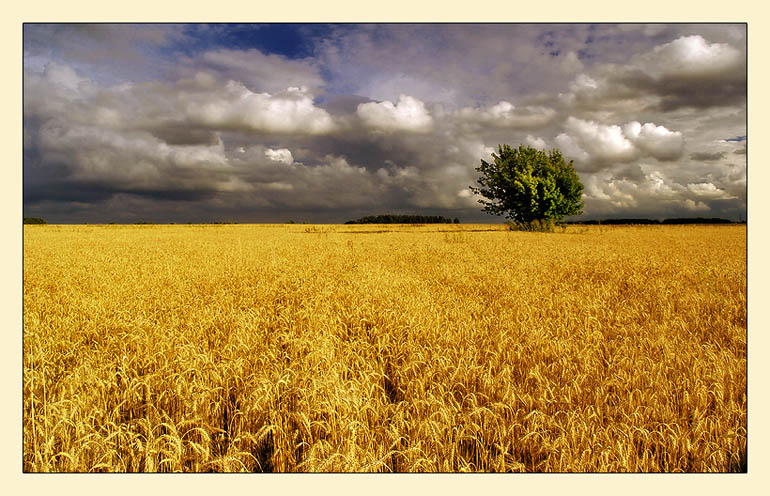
<box><xmin>23</xmin><ymin>23</ymin><xmax>747</xmax><ymax>223</ymax></box>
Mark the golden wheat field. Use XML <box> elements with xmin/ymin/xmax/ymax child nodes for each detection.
<box><xmin>22</xmin><ymin>223</ymin><xmax>746</xmax><ymax>472</ymax></box>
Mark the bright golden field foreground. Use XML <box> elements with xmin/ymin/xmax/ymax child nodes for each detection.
<box><xmin>23</xmin><ymin>223</ymin><xmax>746</xmax><ymax>472</ymax></box>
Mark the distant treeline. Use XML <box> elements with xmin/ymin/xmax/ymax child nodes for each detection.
<box><xmin>23</xmin><ymin>216</ymin><xmax>744</xmax><ymax>226</ymax></box>
<box><xmin>130</xmin><ymin>221</ymin><xmax>238</xmax><ymax>225</ymax></box>
<box><xmin>346</xmin><ymin>215</ymin><xmax>460</xmax><ymax>224</ymax></box>
<box><xmin>568</xmin><ymin>217</ymin><xmax>740</xmax><ymax>225</ymax></box>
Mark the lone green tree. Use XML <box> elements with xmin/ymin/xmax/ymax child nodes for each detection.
<box><xmin>470</xmin><ymin>144</ymin><xmax>584</xmax><ymax>229</ymax></box>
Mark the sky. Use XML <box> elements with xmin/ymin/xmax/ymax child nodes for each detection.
<box><xmin>22</xmin><ymin>23</ymin><xmax>747</xmax><ymax>223</ymax></box>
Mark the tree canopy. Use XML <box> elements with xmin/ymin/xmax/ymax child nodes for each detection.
<box><xmin>470</xmin><ymin>144</ymin><xmax>584</xmax><ymax>225</ymax></box>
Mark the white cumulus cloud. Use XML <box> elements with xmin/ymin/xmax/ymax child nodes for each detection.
<box><xmin>265</xmin><ymin>148</ymin><xmax>294</xmax><ymax>165</ymax></box>
<box><xmin>186</xmin><ymin>81</ymin><xmax>335</xmax><ymax>135</ymax></box>
<box><xmin>682</xmin><ymin>199</ymin><xmax>710</xmax><ymax>212</ymax></box>
<box><xmin>356</xmin><ymin>94</ymin><xmax>433</xmax><ymax>132</ymax></box>
<box><xmin>557</xmin><ymin>117</ymin><xmax>685</xmax><ymax>169</ymax></box>
<box><xmin>554</xmin><ymin>133</ymin><xmax>590</xmax><ymax>164</ymax></box>
<box><xmin>687</xmin><ymin>182</ymin><xmax>734</xmax><ymax>199</ymax></box>
<box><xmin>562</xmin><ymin>117</ymin><xmax>636</xmax><ymax>164</ymax></box>
<box><xmin>526</xmin><ymin>135</ymin><xmax>547</xmax><ymax>150</ymax></box>
<box><xmin>623</xmin><ymin>121</ymin><xmax>684</xmax><ymax>161</ymax></box>
<box><xmin>639</xmin><ymin>35</ymin><xmax>744</xmax><ymax>80</ymax></box>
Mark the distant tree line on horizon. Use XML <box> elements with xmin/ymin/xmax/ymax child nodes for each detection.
<box><xmin>568</xmin><ymin>217</ymin><xmax>740</xmax><ymax>225</ymax></box>
<box><xmin>23</xmin><ymin>216</ymin><xmax>744</xmax><ymax>226</ymax></box>
<box><xmin>345</xmin><ymin>215</ymin><xmax>460</xmax><ymax>224</ymax></box>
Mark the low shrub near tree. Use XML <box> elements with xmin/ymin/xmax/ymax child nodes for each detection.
<box><xmin>505</xmin><ymin>219</ymin><xmax>566</xmax><ymax>232</ymax></box>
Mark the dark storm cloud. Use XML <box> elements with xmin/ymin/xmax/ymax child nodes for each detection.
<box><xmin>23</xmin><ymin>24</ymin><xmax>746</xmax><ymax>222</ymax></box>
<box><xmin>23</xmin><ymin>24</ymin><xmax>188</xmax><ymax>83</ymax></box>
<box><xmin>624</xmin><ymin>72</ymin><xmax>746</xmax><ymax>111</ymax></box>
<box><xmin>24</xmin><ymin>179</ymin><xmax>216</xmax><ymax>205</ymax></box>
<box><xmin>567</xmin><ymin>34</ymin><xmax>746</xmax><ymax>113</ymax></box>
<box><xmin>24</xmin><ymin>180</ymin><xmax>115</xmax><ymax>205</ymax></box>
<box><xmin>318</xmin><ymin>94</ymin><xmax>373</xmax><ymax>115</ymax></box>
<box><xmin>611</xmin><ymin>163</ymin><xmax>646</xmax><ymax>182</ymax></box>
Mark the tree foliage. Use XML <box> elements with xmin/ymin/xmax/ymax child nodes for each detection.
<box><xmin>470</xmin><ymin>144</ymin><xmax>584</xmax><ymax>225</ymax></box>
